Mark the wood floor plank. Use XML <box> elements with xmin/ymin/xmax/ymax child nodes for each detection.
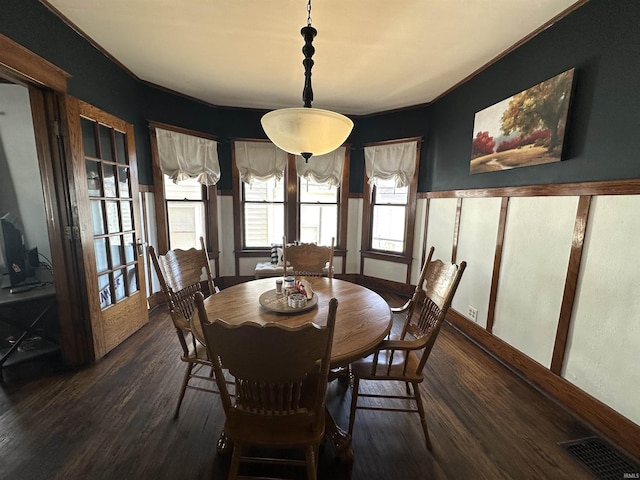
<box><xmin>0</xmin><ymin>296</ymin><xmax>601</xmax><ymax>479</ymax></box>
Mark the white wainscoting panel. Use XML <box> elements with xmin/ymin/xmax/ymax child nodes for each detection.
<box><xmin>493</xmin><ymin>196</ymin><xmax>577</xmax><ymax>368</ymax></box>
<box><xmin>346</xmin><ymin>198</ymin><xmax>363</xmax><ymax>274</ymax></box>
<box><xmin>239</xmin><ymin>256</ymin><xmax>266</xmax><ymax>276</ymax></box>
<box><xmin>332</xmin><ymin>256</ymin><xmax>343</xmax><ymax>274</ymax></box>
<box><xmin>363</xmin><ymin>257</ymin><xmax>406</xmax><ymax>283</ymax></box>
<box><xmin>142</xmin><ymin>191</ymin><xmax>160</xmax><ymax>295</ymax></box>
<box><xmin>218</xmin><ymin>195</ymin><xmax>235</xmax><ymax>277</ymax></box>
<box><xmin>410</xmin><ymin>198</ymin><xmax>428</xmax><ymax>284</ymax></box>
<box><xmin>426</xmin><ymin>198</ymin><xmax>458</xmax><ymax>263</ymax></box>
<box><xmin>453</xmin><ymin>197</ymin><xmax>502</xmax><ymax>328</ymax></box>
<box><xmin>564</xmin><ymin>195</ymin><xmax>640</xmax><ymax>424</ymax></box>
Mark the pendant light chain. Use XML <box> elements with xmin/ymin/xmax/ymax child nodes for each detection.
<box><xmin>260</xmin><ymin>0</ymin><xmax>354</xmax><ymax>162</ymax></box>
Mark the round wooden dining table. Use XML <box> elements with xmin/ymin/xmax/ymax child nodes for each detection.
<box><xmin>199</xmin><ymin>276</ymin><xmax>393</xmax><ymax>368</ymax></box>
<box><xmin>198</xmin><ymin>276</ymin><xmax>393</xmax><ymax>464</ymax></box>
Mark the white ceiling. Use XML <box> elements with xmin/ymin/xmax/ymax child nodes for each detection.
<box><xmin>44</xmin><ymin>0</ymin><xmax>583</xmax><ymax>116</ymax></box>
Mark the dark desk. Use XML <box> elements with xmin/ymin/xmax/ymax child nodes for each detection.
<box><xmin>0</xmin><ymin>284</ymin><xmax>58</xmax><ymax>379</ymax></box>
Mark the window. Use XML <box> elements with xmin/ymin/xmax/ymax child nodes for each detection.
<box><xmin>242</xmin><ymin>176</ymin><xmax>285</xmax><ymax>247</ymax></box>
<box><xmin>299</xmin><ymin>178</ymin><xmax>338</xmax><ymax>245</ymax></box>
<box><xmin>232</xmin><ymin>140</ymin><xmax>349</xmax><ymax>262</ymax></box>
<box><xmin>149</xmin><ymin>123</ymin><xmax>219</xmax><ymax>274</ymax></box>
<box><xmin>163</xmin><ymin>176</ymin><xmax>207</xmax><ymax>250</ymax></box>
<box><xmin>370</xmin><ymin>178</ymin><xmax>409</xmax><ymax>253</ymax></box>
<box><xmin>362</xmin><ymin>138</ymin><xmax>420</xmax><ymax>261</ymax></box>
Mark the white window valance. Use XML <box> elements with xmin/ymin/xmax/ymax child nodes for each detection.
<box><xmin>295</xmin><ymin>147</ymin><xmax>345</xmax><ymax>187</ymax></box>
<box><xmin>156</xmin><ymin>128</ymin><xmax>220</xmax><ymax>186</ymax></box>
<box><xmin>364</xmin><ymin>140</ymin><xmax>418</xmax><ymax>189</ymax></box>
<box><xmin>235</xmin><ymin>141</ymin><xmax>288</xmax><ymax>184</ymax></box>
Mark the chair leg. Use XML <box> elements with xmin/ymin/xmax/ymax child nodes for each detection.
<box><xmin>412</xmin><ymin>383</ymin><xmax>432</xmax><ymax>451</ymax></box>
<box><xmin>174</xmin><ymin>362</ymin><xmax>194</xmax><ymax>419</ymax></box>
<box><xmin>228</xmin><ymin>443</ymin><xmax>242</xmax><ymax>480</ymax></box>
<box><xmin>314</xmin><ymin>443</ymin><xmax>321</xmax><ymax>471</ymax></box>
<box><xmin>305</xmin><ymin>444</ymin><xmax>317</xmax><ymax>480</ymax></box>
<box><xmin>348</xmin><ymin>376</ymin><xmax>360</xmax><ymax>435</ymax></box>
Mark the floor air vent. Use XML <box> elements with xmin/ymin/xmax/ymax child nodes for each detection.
<box><xmin>559</xmin><ymin>437</ymin><xmax>640</xmax><ymax>480</ymax></box>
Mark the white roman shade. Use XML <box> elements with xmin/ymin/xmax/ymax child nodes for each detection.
<box><xmin>156</xmin><ymin>128</ymin><xmax>220</xmax><ymax>185</ymax></box>
<box><xmin>364</xmin><ymin>140</ymin><xmax>418</xmax><ymax>188</ymax></box>
<box><xmin>295</xmin><ymin>147</ymin><xmax>345</xmax><ymax>187</ymax></box>
<box><xmin>235</xmin><ymin>141</ymin><xmax>288</xmax><ymax>184</ymax></box>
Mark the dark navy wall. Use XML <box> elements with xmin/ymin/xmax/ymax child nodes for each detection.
<box><xmin>0</xmin><ymin>0</ymin><xmax>148</xmax><ymax>176</ymax></box>
<box><xmin>139</xmin><ymin>87</ymin><xmax>269</xmax><ymax>190</ymax></box>
<box><xmin>1</xmin><ymin>0</ymin><xmax>638</xmax><ymax>192</ymax></box>
<box><xmin>351</xmin><ymin>107</ymin><xmax>430</xmax><ymax>194</ymax></box>
<box><xmin>0</xmin><ymin>0</ymin><xmax>271</xmax><ymax>187</ymax></box>
<box><xmin>364</xmin><ymin>0</ymin><xmax>640</xmax><ymax>192</ymax></box>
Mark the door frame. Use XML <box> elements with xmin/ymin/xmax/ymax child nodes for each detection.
<box><xmin>0</xmin><ymin>33</ymin><xmax>94</xmax><ymax>365</ymax></box>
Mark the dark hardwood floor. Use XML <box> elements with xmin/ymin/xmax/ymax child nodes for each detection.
<box><xmin>1</xmin><ymin>294</ymin><xmax>597</xmax><ymax>479</ymax></box>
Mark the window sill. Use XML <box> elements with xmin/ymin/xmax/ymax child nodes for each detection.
<box><xmin>361</xmin><ymin>250</ymin><xmax>412</xmax><ymax>264</ymax></box>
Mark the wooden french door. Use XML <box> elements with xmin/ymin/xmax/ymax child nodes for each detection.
<box><xmin>65</xmin><ymin>97</ymin><xmax>148</xmax><ymax>360</ymax></box>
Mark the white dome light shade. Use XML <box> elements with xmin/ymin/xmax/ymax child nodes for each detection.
<box><xmin>261</xmin><ymin>107</ymin><xmax>353</xmax><ymax>158</ymax></box>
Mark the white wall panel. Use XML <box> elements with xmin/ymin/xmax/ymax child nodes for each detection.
<box><xmin>564</xmin><ymin>195</ymin><xmax>640</xmax><ymax>424</ymax></box>
<box><xmin>410</xmin><ymin>198</ymin><xmax>428</xmax><ymax>284</ymax></box>
<box><xmin>363</xmin><ymin>257</ymin><xmax>406</xmax><ymax>283</ymax></box>
<box><xmin>346</xmin><ymin>198</ymin><xmax>362</xmax><ymax>274</ymax></box>
<box><xmin>332</xmin><ymin>256</ymin><xmax>343</xmax><ymax>274</ymax></box>
<box><xmin>453</xmin><ymin>197</ymin><xmax>502</xmax><ymax>328</ymax></box>
<box><xmin>142</xmin><ymin>192</ymin><xmax>160</xmax><ymax>295</ymax></box>
<box><xmin>425</xmin><ymin>198</ymin><xmax>458</xmax><ymax>263</ymax></box>
<box><xmin>218</xmin><ymin>195</ymin><xmax>235</xmax><ymax>276</ymax></box>
<box><xmin>238</xmin><ymin>256</ymin><xmax>265</xmax><ymax>276</ymax></box>
<box><xmin>493</xmin><ymin>196</ymin><xmax>577</xmax><ymax>368</ymax></box>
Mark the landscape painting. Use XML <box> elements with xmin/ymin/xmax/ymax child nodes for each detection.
<box><xmin>470</xmin><ymin>68</ymin><xmax>575</xmax><ymax>174</ymax></box>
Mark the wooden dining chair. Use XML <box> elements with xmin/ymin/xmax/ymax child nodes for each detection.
<box><xmin>148</xmin><ymin>237</ymin><xmax>219</xmax><ymax>419</ymax></box>
<box><xmin>390</xmin><ymin>246</ymin><xmax>435</xmax><ymax>319</ymax></box>
<box><xmin>195</xmin><ymin>292</ymin><xmax>338</xmax><ymax>480</ymax></box>
<box><xmin>283</xmin><ymin>237</ymin><xmax>335</xmax><ymax>278</ymax></box>
<box><xmin>348</xmin><ymin>256</ymin><xmax>466</xmax><ymax>451</ymax></box>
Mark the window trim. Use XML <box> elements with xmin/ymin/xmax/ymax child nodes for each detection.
<box><xmin>232</xmin><ymin>139</ymin><xmax>350</xmax><ymax>275</ymax></box>
<box><xmin>241</xmin><ymin>164</ymin><xmax>287</xmax><ymax>249</ymax></box>
<box><xmin>294</xmin><ymin>150</ymin><xmax>350</xmax><ymax>250</ymax></box>
<box><xmin>360</xmin><ymin>137</ymin><xmax>421</xmax><ymax>281</ymax></box>
<box><xmin>149</xmin><ymin>121</ymin><xmax>219</xmax><ymax>275</ymax></box>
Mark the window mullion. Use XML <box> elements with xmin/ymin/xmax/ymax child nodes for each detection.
<box><xmin>286</xmin><ymin>154</ymin><xmax>297</xmax><ymax>243</ymax></box>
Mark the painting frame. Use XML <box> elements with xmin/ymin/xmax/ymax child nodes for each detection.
<box><xmin>470</xmin><ymin>68</ymin><xmax>575</xmax><ymax>175</ymax></box>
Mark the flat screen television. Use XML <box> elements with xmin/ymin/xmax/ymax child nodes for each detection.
<box><xmin>0</xmin><ymin>212</ymin><xmax>29</xmax><ymax>288</ymax></box>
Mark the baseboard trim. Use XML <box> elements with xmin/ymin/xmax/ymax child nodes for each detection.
<box><xmin>147</xmin><ymin>292</ymin><xmax>165</xmax><ymax>310</ymax></box>
<box><xmin>446</xmin><ymin>309</ymin><xmax>640</xmax><ymax>461</ymax></box>
<box><xmin>357</xmin><ymin>274</ymin><xmax>414</xmax><ymax>297</ymax></box>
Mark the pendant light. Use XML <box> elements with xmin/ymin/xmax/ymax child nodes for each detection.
<box><xmin>261</xmin><ymin>0</ymin><xmax>353</xmax><ymax>162</ymax></box>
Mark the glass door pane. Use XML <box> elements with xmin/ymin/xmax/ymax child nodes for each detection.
<box><xmin>83</xmin><ymin>117</ymin><xmax>140</xmax><ymax>308</ymax></box>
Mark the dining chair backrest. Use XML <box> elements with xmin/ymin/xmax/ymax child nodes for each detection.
<box><xmin>195</xmin><ymin>293</ymin><xmax>338</xmax><ymax>479</ymax></box>
<box><xmin>148</xmin><ymin>238</ymin><xmax>215</xmax><ymax>350</ymax></box>
<box><xmin>403</xmin><ymin>258</ymin><xmax>466</xmax><ymax>373</ymax></box>
<box><xmin>283</xmin><ymin>236</ymin><xmax>335</xmax><ymax>278</ymax></box>
<box><xmin>152</xmin><ymin>236</ymin><xmax>215</xmax><ymax>296</ymax></box>
<box><xmin>393</xmin><ymin>246</ymin><xmax>435</xmax><ymax>320</ymax></box>
<box><xmin>197</xmin><ymin>294</ymin><xmax>337</xmax><ymax>419</ymax></box>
